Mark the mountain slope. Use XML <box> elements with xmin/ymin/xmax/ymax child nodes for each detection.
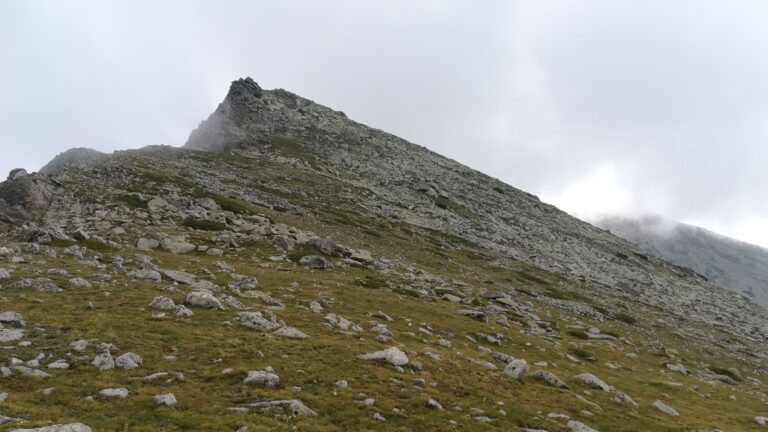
<box><xmin>0</xmin><ymin>78</ymin><xmax>766</xmax><ymax>431</ymax></box>
<box><xmin>598</xmin><ymin>215</ymin><xmax>768</xmax><ymax>306</ymax></box>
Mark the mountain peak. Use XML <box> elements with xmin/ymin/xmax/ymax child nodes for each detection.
<box><xmin>227</xmin><ymin>77</ymin><xmax>263</xmax><ymax>101</ymax></box>
<box><xmin>184</xmin><ymin>77</ymin><xmax>348</xmax><ymax>152</ymax></box>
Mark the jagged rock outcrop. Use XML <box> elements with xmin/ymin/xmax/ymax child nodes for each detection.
<box><xmin>0</xmin><ymin>169</ymin><xmax>57</xmax><ymax>230</ymax></box>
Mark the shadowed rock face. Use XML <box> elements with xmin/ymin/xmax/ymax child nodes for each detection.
<box><xmin>0</xmin><ymin>169</ymin><xmax>56</xmax><ymax>230</ymax></box>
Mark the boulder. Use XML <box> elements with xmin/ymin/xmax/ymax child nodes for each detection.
<box><xmin>503</xmin><ymin>359</ymin><xmax>528</xmax><ymax>381</ymax></box>
<box><xmin>244</xmin><ymin>367</ymin><xmax>280</xmax><ymax>388</ymax></box>
<box><xmin>160</xmin><ymin>236</ymin><xmax>196</xmax><ymax>254</ymax></box>
<box><xmin>357</xmin><ymin>347</ymin><xmax>409</xmax><ymax>366</ymax></box>
<box><xmin>298</xmin><ymin>255</ymin><xmax>329</xmax><ymax>270</ymax></box>
<box><xmin>532</xmin><ymin>370</ymin><xmax>568</xmax><ymax>388</ymax></box>
<box><xmin>185</xmin><ymin>290</ymin><xmax>224</xmax><ymax>309</ymax></box>
<box><xmin>247</xmin><ymin>399</ymin><xmax>317</xmax><ymax>417</ymax></box>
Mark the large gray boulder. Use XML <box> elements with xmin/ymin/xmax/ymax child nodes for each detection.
<box><xmin>357</xmin><ymin>347</ymin><xmax>408</xmax><ymax>366</ymax></box>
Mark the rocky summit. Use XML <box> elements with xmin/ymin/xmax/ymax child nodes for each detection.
<box><xmin>0</xmin><ymin>78</ymin><xmax>767</xmax><ymax>431</ymax></box>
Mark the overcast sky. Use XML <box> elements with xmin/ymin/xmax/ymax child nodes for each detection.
<box><xmin>2</xmin><ymin>1</ymin><xmax>768</xmax><ymax>246</ymax></box>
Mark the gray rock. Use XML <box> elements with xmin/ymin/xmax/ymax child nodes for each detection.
<box><xmin>185</xmin><ymin>290</ymin><xmax>224</xmax><ymax>309</ymax></box>
<box><xmin>651</xmin><ymin>400</ymin><xmax>679</xmax><ymax>417</ymax></box>
<box><xmin>47</xmin><ymin>359</ymin><xmax>70</xmax><ymax>369</ymax></box>
<box><xmin>532</xmin><ymin>370</ymin><xmax>568</xmax><ymax>388</ymax></box>
<box><xmin>13</xmin><ymin>366</ymin><xmax>51</xmax><ymax>378</ymax></box>
<box><xmin>244</xmin><ymin>367</ymin><xmax>280</xmax><ymax>388</ymax></box>
<box><xmin>0</xmin><ymin>311</ymin><xmax>25</xmax><ymax>327</ymax></box>
<box><xmin>235</xmin><ymin>312</ymin><xmax>282</xmax><ymax>331</ymax></box>
<box><xmin>159</xmin><ymin>269</ymin><xmax>196</xmax><ymax>284</ymax></box>
<box><xmin>91</xmin><ymin>351</ymin><xmax>115</xmax><ymax>371</ymax></box>
<box><xmin>756</xmin><ymin>416</ymin><xmax>768</xmax><ymax>426</ymax></box>
<box><xmin>149</xmin><ymin>296</ymin><xmax>176</xmax><ymax>310</ymax></box>
<box><xmin>567</xmin><ymin>420</ymin><xmax>600</xmax><ymax>432</ymax></box>
<box><xmin>115</xmin><ymin>352</ymin><xmax>142</xmax><ymax>369</ymax></box>
<box><xmin>426</xmin><ymin>398</ymin><xmax>444</xmax><ymax>410</ymax></box>
<box><xmin>128</xmin><ymin>269</ymin><xmax>162</xmax><ymax>282</ymax></box>
<box><xmin>0</xmin><ymin>328</ymin><xmax>24</xmax><ymax>343</ymax></box>
<box><xmin>247</xmin><ymin>399</ymin><xmax>317</xmax><ymax>417</ymax></box>
<box><xmin>273</xmin><ymin>326</ymin><xmax>309</xmax><ymax>339</ymax></box>
<box><xmin>68</xmin><ymin>277</ymin><xmax>92</xmax><ymax>288</ymax></box>
<box><xmin>136</xmin><ymin>237</ymin><xmax>160</xmax><ymax>250</ymax></box>
<box><xmin>298</xmin><ymin>255</ymin><xmax>329</xmax><ymax>269</ymax></box>
<box><xmin>503</xmin><ymin>359</ymin><xmax>528</xmax><ymax>381</ymax></box>
<box><xmin>99</xmin><ymin>387</ymin><xmax>129</xmax><ymax>398</ymax></box>
<box><xmin>154</xmin><ymin>393</ymin><xmax>177</xmax><ymax>406</ymax></box>
<box><xmin>160</xmin><ymin>236</ymin><xmax>196</xmax><ymax>254</ymax></box>
<box><xmin>357</xmin><ymin>347</ymin><xmax>409</xmax><ymax>366</ymax></box>
<box><xmin>0</xmin><ymin>268</ymin><xmax>9</xmax><ymax>280</ymax></box>
<box><xmin>575</xmin><ymin>372</ymin><xmax>612</xmax><ymax>391</ymax></box>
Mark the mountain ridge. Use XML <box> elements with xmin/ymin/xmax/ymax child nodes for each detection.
<box><xmin>0</xmin><ymin>78</ymin><xmax>766</xmax><ymax>430</ymax></box>
<box><xmin>598</xmin><ymin>214</ymin><xmax>768</xmax><ymax>306</ymax></box>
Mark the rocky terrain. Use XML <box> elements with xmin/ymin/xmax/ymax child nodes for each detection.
<box><xmin>0</xmin><ymin>78</ymin><xmax>768</xmax><ymax>431</ymax></box>
<box><xmin>599</xmin><ymin>215</ymin><xmax>768</xmax><ymax>307</ymax></box>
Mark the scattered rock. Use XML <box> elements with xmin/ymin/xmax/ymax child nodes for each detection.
<box><xmin>503</xmin><ymin>359</ymin><xmax>528</xmax><ymax>381</ymax></box>
<box><xmin>91</xmin><ymin>351</ymin><xmax>115</xmax><ymax>371</ymax></box>
<box><xmin>0</xmin><ymin>311</ymin><xmax>25</xmax><ymax>327</ymax></box>
<box><xmin>247</xmin><ymin>400</ymin><xmax>317</xmax><ymax>417</ymax></box>
<box><xmin>115</xmin><ymin>352</ymin><xmax>142</xmax><ymax>369</ymax></box>
<box><xmin>298</xmin><ymin>255</ymin><xmax>329</xmax><ymax>269</ymax></box>
<box><xmin>154</xmin><ymin>393</ymin><xmax>177</xmax><ymax>407</ymax></box>
<box><xmin>185</xmin><ymin>290</ymin><xmax>224</xmax><ymax>309</ymax></box>
<box><xmin>99</xmin><ymin>388</ymin><xmax>129</xmax><ymax>398</ymax></box>
<box><xmin>532</xmin><ymin>370</ymin><xmax>568</xmax><ymax>388</ymax></box>
<box><xmin>651</xmin><ymin>400</ymin><xmax>679</xmax><ymax>417</ymax></box>
<box><xmin>244</xmin><ymin>367</ymin><xmax>280</xmax><ymax>388</ymax></box>
<box><xmin>357</xmin><ymin>347</ymin><xmax>408</xmax><ymax>366</ymax></box>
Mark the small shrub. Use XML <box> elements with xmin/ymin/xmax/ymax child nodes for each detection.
<box><xmin>356</xmin><ymin>275</ymin><xmax>388</xmax><ymax>289</ymax></box>
<box><xmin>567</xmin><ymin>329</ymin><xmax>590</xmax><ymax>340</ymax></box>
<box><xmin>615</xmin><ymin>312</ymin><xmax>638</xmax><ymax>324</ymax></box>
<box><xmin>569</xmin><ymin>347</ymin><xmax>596</xmax><ymax>361</ymax></box>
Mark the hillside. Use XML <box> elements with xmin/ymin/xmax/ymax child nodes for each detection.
<box><xmin>598</xmin><ymin>215</ymin><xmax>768</xmax><ymax>307</ymax></box>
<box><xmin>0</xmin><ymin>78</ymin><xmax>767</xmax><ymax>431</ymax></box>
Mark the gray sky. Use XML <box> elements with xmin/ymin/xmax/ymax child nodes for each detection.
<box><xmin>2</xmin><ymin>1</ymin><xmax>768</xmax><ymax>246</ymax></box>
